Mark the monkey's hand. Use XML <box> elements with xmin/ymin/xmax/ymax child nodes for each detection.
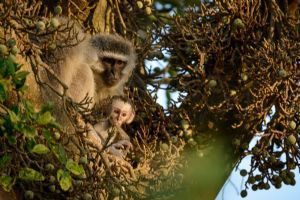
<box><xmin>107</xmin><ymin>140</ymin><xmax>132</xmax><ymax>158</ymax></box>
<box><xmin>107</xmin><ymin>144</ymin><xmax>124</xmax><ymax>158</ymax></box>
<box><xmin>116</xmin><ymin>140</ymin><xmax>133</xmax><ymax>152</ymax></box>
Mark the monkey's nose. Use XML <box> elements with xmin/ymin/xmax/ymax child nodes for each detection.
<box><xmin>111</xmin><ymin>70</ymin><xmax>117</xmax><ymax>79</ymax></box>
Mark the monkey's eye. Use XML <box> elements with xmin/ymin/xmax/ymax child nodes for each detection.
<box><xmin>122</xmin><ymin>113</ymin><xmax>127</xmax><ymax>117</ymax></box>
<box><xmin>116</xmin><ymin>60</ymin><xmax>126</xmax><ymax>68</ymax></box>
<box><xmin>114</xmin><ymin>109</ymin><xmax>120</xmax><ymax>114</ymax></box>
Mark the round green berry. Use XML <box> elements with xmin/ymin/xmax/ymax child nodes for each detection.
<box><xmin>180</xmin><ymin>120</ymin><xmax>189</xmax><ymax>130</ymax></box>
<box><xmin>184</xmin><ymin>129</ymin><xmax>193</xmax><ymax>138</ymax></box>
<box><xmin>255</xmin><ymin>174</ymin><xmax>262</xmax><ymax>181</ymax></box>
<box><xmin>145</xmin><ymin>7</ymin><xmax>152</xmax><ymax>15</ymax></box>
<box><xmin>79</xmin><ymin>156</ymin><xmax>88</xmax><ymax>165</ymax></box>
<box><xmin>252</xmin><ymin>184</ymin><xmax>258</xmax><ymax>191</ymax></box>
<box><xmin>48</xmin><ymin>43</ymin><xmax>56</xmax><ymax>51</ymax></box>
<box><xmin>264</xmin><ymin>183</ymin><xmax>270</xmax><ymax>190</ymax></box>
<box><xmin>230</xmin><ymin>90</ymin><xmax>237</xmax><ymax>96</ymax></box>
<box><xmin>248</xmin><ymin>176</ymin><xmax>255</xmax><ymax>184</ymax></box>
<box><xmin>171</xmin><ymin>136</ymin><xmax>178</xmax><ymax>143</ymax></box>
<box><xmin>180</xmin><ymin>120</ymin><xmax>190</xmax><ymax>130</ymax></box>
<box><xmin>287</xmin><ymin>171</ymin><xmax>295</xmax><ymax>178</ymax></box>
<box><xmin>82</xmin><ymin>193</ymin><xmax>92</xmax><ymax>200</ymax></box>
<box><xmin>289</xmin><ymin>121</ymin><xmax>297</xmax><ymax>130</ymax></box>
<box><xmin>160</xmin><ymin>143</ymin><xmax>169</xmax><ymax>151</ymax></box>
<box><xmin>240</xmin><ymin>190</ymin><xmax>247</xmax><ymax>198</ymax></box>
<box><xmin>275</xmin><ymin>182</ymin><xmax>282</xmax><ymax>189</ymax></box>
<box><xmin>54</xmin><ymin>132</ymin><xmax>60</xmax><ymax>140</ymax></box>
<box><xmin>54</xmin><ymin>5</ymin><xmax>62</xmax><ymax>15</ymax></box>
<box><xmin>50</xmin><ymin>18</ymin><xmax>60</xmax><ymax>29</ymax></box>
<box><xmin>6</xmin><ymin>38</ymin><xmax>16</xmax><ymax>47</ymax></box>
<box><xmin>287</xmin><ymin>135</ymin><xmax>297</xmax><ymax>145</ymax></box>
<box><xmin>241</xmin><ymin>73</ymin><xmax>248</xmax><ymax>81</ymax></box>
<box><xmin>208</xmin><ymin>79</ymin><xmax>217</xmax><ymax>88</ymax></box>
<box><xmin>137</xmin><ymin>1</ymin><xmax>143</xmax><ymax>9</ymax></box>
<box><xmin>240</xmin><ymin>169</ymin><xmax>247</xmax><ymax>177</ymax></box>
<box><xmin>233</xmin><ymin>18</ymin><xmax>245</xmax><ymax>29</ymax></box>
<box><xmin>8</xmin><ymin>54</ymin><xmax>16</xmax><ymax>63</ymax></box>
<box><xmin>36</xmin><ymin>21</ymin><xmax>46</xmax><ymax>31</ymax></box>
<box><xmin>24</xmin><ymin>190</ymin><xmax>34</xmax><ymax>199</ymax></box>
<box><xmin>0</xmin><ymin>44</ymin><xmax>8</xmax><ymax>55</ymax></box>
<box><xmin>49</xmin><ymin>185</ymin><xmax>56</xmax><ymax>192</ymax></box>
<box><xmin>278</xmin><ymin>69</ymin><xmax>287</xmax><ymax>78</ymax></box>
<box><xmin>11</xmin><ymin>46</ymin><xmax>20</xmax><ymax>55</ymax></box>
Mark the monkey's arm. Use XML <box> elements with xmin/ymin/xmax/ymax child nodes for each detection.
<box><xmin>107</xmin><ymin>140</ymin><xmax>132</xmax><ymax>159</ymax></box>
<box><xmin>86</xmin><ymin>123</ymin><xmax>103</xmax><ymax>150</ymax></box>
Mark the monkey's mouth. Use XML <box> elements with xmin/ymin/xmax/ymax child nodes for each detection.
<box><xmin>110</xmin><ymin>117</ymin><xmax>122</xmax><ymax>126</ymax></box>
<box><xmin>101</xmin><ymin>75</ymin><xmax>119</xmax><ymax>87</ymax></box>
<box><xmin>106</xmin><ymin>79</ymin><xmax>119</xmax><ymax>87</ymax></box>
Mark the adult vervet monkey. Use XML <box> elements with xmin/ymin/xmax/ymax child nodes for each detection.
<box><xmin>39</xmin><ymin>18</ymin><xmax>136</xmax><ymax>130</ymax></box>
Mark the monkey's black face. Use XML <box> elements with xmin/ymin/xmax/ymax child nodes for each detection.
<box><xmin>100</xmin><ymin>57</ymin><xmax>127</xmax><ymax>87</ymax></box>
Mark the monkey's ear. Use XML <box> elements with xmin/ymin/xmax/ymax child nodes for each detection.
<box><xmin>126</xmin><ymin>110</ymin><xmax>135</xmax><ymax>124</ymax></box>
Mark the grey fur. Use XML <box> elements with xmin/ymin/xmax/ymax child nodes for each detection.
<box><xmin>41</xmin><ymin>20</ymin><xmax>136</xmax><ymax>132</ymax></box>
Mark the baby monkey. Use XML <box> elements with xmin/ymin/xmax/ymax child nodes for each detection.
<box><xmin>86</xmin><ymin>96</ymin><xmax>135</xmax><ymax>159</ymax></box>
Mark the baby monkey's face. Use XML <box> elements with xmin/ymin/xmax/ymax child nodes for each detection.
<box><xmin>109</xmin><ymin>100</ymin><xmax>133</xmax><ymax>127</ymax></box>
<box><xmin>100</xmin><ymin>57</ymin><xmax>127</xmax><ymax>87</ymax></box>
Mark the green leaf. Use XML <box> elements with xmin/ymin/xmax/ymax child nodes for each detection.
<box><xmin>7</xmin><ymin>110</ymin><xmax>19</xmax><ymax>124</ymax></box>
<box><xmin>0</xmin><ymin>175</ymin><xmax>14</xmax><ymax>192</ymax></box>
<box><xmin>21</xmin><ymin>125</ymin><xmax>37</xmax><ymax>138</ymax></box>
<box><xmin>0</xmin><ymin>58</ymin><xmax>5</xmax><ymax>75</ymax></box>
<box><xmin>42</xmin><ymin>129</ymin><xmax>53</xmax><ymax>143</ymax></box>
<box><xmin>14</xmin><ymin>70</ymin><xmax>29</xmax><ymax>81</ymax></box>
<box><xmin>23</xmin><ymin>100</ymin><xmax>35</xmax><ymax>114</ymax></box>
<box><xmin>26</xmin><ymin>139</ymin><xmax>36</xmax><ymax>152</ymax></box>
<box><xmin>0</xmin><ymin>154</ymin><xmax>12</xmax><ymax>169</ymax></box>
<box><xmin>13</xmin><ymin>71</ymin><xmax>29</xmax><ymax>89</ymax></box>
<box><xmin>66</xmin><ymin>159</ymin><xmax>85</xmax><ymax>176</ymax></box>
<box><xmin>4</xmin><ymin>58</ymin><xmax>16</xmax><ymax>76</ymax></box>
<box><xmin>49</xmin><ymin>121</ymin><xmax>61</xmax><ymax>130</ymax></box>
<box><xmin>57</xmin><ymin>169</ymin><xmax>72</xmax><ymax>191</ymax></box>
<box><xmin>18</xmin><ymin>84</ymin><xmax>28</xmax><ymax>92</ymax></box>
<box><xmin>39</xmin><ymin>102</ymin><xmax>54</xmax><ymax>113</ymax></box>
<box><xmin>7</xmin><ymin>135</ymin><xmax>16</xmax><ymax>145</ymax></box>
<box><xmin>50</xmin><ymin>144</ymin><xmax>67</xmax><ymax>164</ymax></box>
<box><xmin>0</xmin><ymin>82</ymin><xmax>7</xmax><ymax>102</ymax></box>
<box><xmin>31</xmin><ymin>144</ymin><xmax>50</xmax><ymax>154</ymax></box>
<box><xmin>18</xmin><ymin>168</ymin><xmax>45</xmax><ymax>181</ymax></box>
<box><xmin>36</xmin><ymin>111</ymin><xmax>53</xmax><ymax>125</ymax></box>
